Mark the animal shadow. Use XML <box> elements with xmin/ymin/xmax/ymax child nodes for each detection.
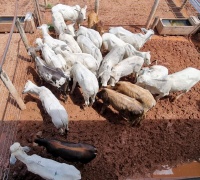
<box><xmin>92</xmin><ymin>100</ymin><xmax>127</xmax><ymax>126</ymax></box>
<box><xmin>69</xmin><ymin>85</ymin><xmax>85</xmax><ymax>108</ymax></box>
<box><xmin>23</xmin><ymin>94</ymin><xmax>51</xmax><ymax>123</ymax></box>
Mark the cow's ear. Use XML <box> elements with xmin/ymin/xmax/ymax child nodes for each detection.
<box><xmin>22</xmin><ymin>146</ymin><xmax>31</xmax><ymax>153</ymax></box>
<box><xmin>75</xmin><ymin>5</ymin><xmax>81</xmax><ymax>11</ymax></box>
<box><xmin>10</xmin><ymin>154</ymin><xmax>17</xmax><ymax>165</ymax></box>
<box><xmin>84</xmin><ymin>5</ymin><xmax>87</xmax><ymax>9</ymax></box>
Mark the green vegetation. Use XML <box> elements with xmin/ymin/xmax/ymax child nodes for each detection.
<box><xmin>46</xmin><ymin>3</ymin><xmax>52</xmax><ymax>9</ymax></box>
<box><xmin>47</xmin><ymin>24</ymin><xmax>55</xmax><ymax>31</ymax></box>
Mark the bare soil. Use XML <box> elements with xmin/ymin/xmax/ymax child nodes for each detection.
<box><xmin>0</xmin><ymin>0</ymin><xmax>200</xmax><ymax>179</ymax></box>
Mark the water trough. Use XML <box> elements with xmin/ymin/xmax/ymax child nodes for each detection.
<box><xmin>0</xmin><ymin>14</ymin><xmax>36</xmax><ymax>33</ymax></box>
<box><xmin>156</xmin><ymin>16</ymin><xmax>200</xmax><ymax>35</ymax></box>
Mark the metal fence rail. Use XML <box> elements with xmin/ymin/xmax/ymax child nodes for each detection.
<box><xmin>190</xmin><ymin>0</ymin><xmax>200</xmax><ymax>13</ymax></box>
<box><xmin>0</xmin><ymin>0</ymin><xmax>37</xmax><ymax>179</ymax></box>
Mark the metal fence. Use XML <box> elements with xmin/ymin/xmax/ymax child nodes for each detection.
<box><xmin>0</xmin><ymin>0</ymin><xmax>38</xmax><ymax>179</ymax></box>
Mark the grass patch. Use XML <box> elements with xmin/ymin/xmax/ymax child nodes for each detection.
<box><xmin>46</xmin><ymin>3</ymin><xmax>52</xmax><ymax>9</ymax></box>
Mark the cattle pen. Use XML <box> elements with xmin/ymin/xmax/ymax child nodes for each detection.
<box><xmin>0</xmin><ymin>0</ymin><xmax>200</xmax><ymax>179</ymax></box>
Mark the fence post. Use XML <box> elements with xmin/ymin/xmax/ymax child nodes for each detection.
<box><xmin>179</xmin><ymin>0</ymin><xmax>188</xmax><ymax>10</ymax></box>
<box><xmin>146</xmin><ymin>0</ymin><xmax>160</xmax><ymax>29</ymax></box>
<box><xmin>95</xmin><ymin>0</ymin><xmax>99</xmax><ymax>15</ymax></box>
<box><xmin>15</xmin><ymin>18</ymin><xmax>30</xmax><ymax>51</ymax></box>
<box><xmin>33</xmin><ymin>0</ymin><xmax>42</xmax><ymax>26</ymax></box>
<box><xmin>0</xmin><ymin>69</ymin><xmax>26</xmax><ymax>110</ymax></box>
<box><xmin>44</xmin><ymin>0</ymin><xmax>47</xmax><ymax>7</ymax></box>
<box><xmin>151</xmin><ymin>16</ymin><xmax>160</xmax><ymax>30</ymax></box>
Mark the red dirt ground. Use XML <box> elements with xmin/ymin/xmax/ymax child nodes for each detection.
<box><xmin>0</xmin><ymin>0</ymin><xmax>200</xmax><ymax>179</ymax></box>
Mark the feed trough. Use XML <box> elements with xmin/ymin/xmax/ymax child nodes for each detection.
<box><xmin>0</xmin><ymin>13</ymin><xmax>36</xmax><ymax>33</ymax></box>
<box><xmin>156</xmin><ymin>16</ymin><xmax>200</xmax><ymax>35</ymax></box>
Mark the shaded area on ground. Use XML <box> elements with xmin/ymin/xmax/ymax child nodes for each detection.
<box><xmin>9</xmin><ymin>119</ymin><xmax>200</xmax><ymax>180</ymax></box>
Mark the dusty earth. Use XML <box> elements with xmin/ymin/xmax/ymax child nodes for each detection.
<box><xmin>0</xmin><ymin>0</ymin><xmax>200</xmax><ymax>179</ymax></box>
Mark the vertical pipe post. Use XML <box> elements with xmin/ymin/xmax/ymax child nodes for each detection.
<box><xmin>33</xmin><ymin>0</ymin><xmax>42</xmax><ymax>26</ymax></box>
<box><xmin>15</xmin><ymin>18</ymin><xmax>30</xmax><ymax>51</ymax></box>
<box><xmin>44</xmin><ymin>0</ymin><xmax>47</xmax><ymax>7</ymax></box>
<box><xmin>95</xmin><ymin>0</ymin><xmax>99</xmax><ymax>15</ymax></box>
<box><xmin>0</xmin><ymin>69</ymin><xmax>26</xmax><ymax>110</ymax></box>
<box><xmin>179</xmin><ymin>0</ymin><xmax>188</xmax><ymax>10</ymax></box>
<box><xmin>151</xmin><ymin>16</ymin><xmax>160</xmax><ymax>30</ymax></box>
<box><xmin>146</xmin><ymin>0</ymin><xmax>160</xmax><ymax>29</ymax></box>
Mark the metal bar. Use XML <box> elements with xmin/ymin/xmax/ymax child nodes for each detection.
<box><xmin>15</xmin><ymin>18</ymin><xmax>30</xmax><ymax>51</ymax></box>
<box><xmin>0</xmin><ymin>69</ymin><xmax>26</xmax><ymax>110</ymax></box>
<box><xmin>180</xmin><ymin>0</ymin><xmax>189</xmax><ymax>10</ymax></box>
<box><xmin>33</xmin><ymin>0</ymin><xmax>42</xmax><ymax>25</ymax></box>
<box><xmin>146</xmin><ymin>0</ymin><xmax>160</xmax><ymax>29</ymax></box>
<box><xmin>0</xmin><ymin>0</ymin><xmax>19</xmax><ymax>73</ymax></box>
<box><xmin>190</xmin><ymin>0</ymin><xmax>200</xmax><ymax>13</ymax></box>
<box><xmin>95</xmin><ymin>0</ymin><xmax>100</xmax><ymax>15</ymax></box>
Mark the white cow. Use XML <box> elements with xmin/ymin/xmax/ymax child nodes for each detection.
<box><xmin>35</xmin><ymin>38</ymin><xmax>67</xmax><ymax>71</ymax></box>
<box><xmin>124</xmin><ymin>44</ymin><xmax>151</xmax><ymax>65</ymax></box>
<box><xmin>70</xmin><ymin>62</ymin><xmax>99</xmax><ymax>106</ymax></box>
<box><xmin>59</xmin><ymin>33</ymin><xmax>82</xmax><ymax>53</ymax></box>
<box><xmin>37</xmin><ymin>24</ymin><xmax>72</xmax><ymax>52</ymax></box>
<box><xmin>102</xmin><ymin>33</ymin><xmax>126</xmax><ymax>51</ymax></box>
<box><xmin>98</xmin><ymin>45</ymin><xmax>126</xmax><ymax>87</ymax></box>
<box><xmin>10</xmin><ymin>142</ymin><xmax>81</xmax><ymax>180</ymax></box>
<box><xmin>54</xmin><ymin>46</ymin><xmax>99</xmax><ymax>75</ymax></box>
<box><xmin>76</xmin><ymin>26</ymin><xmax>102</xmax><ymax>49</ymax></box>
<box><xmin>110</xmin><ymin>56</ymin><xmax>146</xmax><ymax>86</ymax></box>
<box><xmin>136</xmin><ymin>67</ymin><xmax>200</xmax><ymax>100</ymax></box>
<box><xmin>137</xmin><ymin>65</ymin><xmax>168</xmax><ymax>80</ymax></box>
<box><xmin>109</xmin><ymin>27</ymin><xmax>154</xmax><ymax>50</ymax></box>
<box><xmin>52</xmin><ymin>4</ymin><xmax>87</xmax><ymax>26</ymax></box>
<box><xmin>77</xmin><ymin>35</ymin><xmax>103</xmax><ymax>66</ymax></box>
<box><xmin>102</xmin><ymin>33</ymin><xmax>151</xmax><ymax>65</ymax></box>
<box><xmin>52</xmin><ymin>11</ymin><xmax>75</xmax><ymax>36</ymax></box>
<box><xmin>22</xmin><ymin>80</ymin><xmax>69</xmax><ymax>133</ymax></box>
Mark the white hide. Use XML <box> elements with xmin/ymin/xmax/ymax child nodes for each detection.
<box><xmin>136</xmin><ymin>67</ymin><xmax>200</xmax><ymax>100</ymax></box>
<box><xmin>77</xmin><ymin>35</ymin><xmax>103</xmax><ymax>66</ymax></box>
<box><xmin>52</xmin><ymin>11</ymin><xmax>66</xmax><ymax>35</ymax></box>
<box><xmin>138</xmin><ymin>65</ymin><xmax>169</xmax><ymax>80</ymax></box>
<box><xmin>35</xmin><ymin>56</ymin><xmax>67</xmax><ymax>88</ymax></box>
<box><xmin>109</xmin><ymin>27</ymin><xmax>154</xmax><ymax>50</ymax></box>
<box><xmin>168</xmin><ymin>67</ymin><xmax>200</xmax><ymax>93</ymax></box>
<box><xmin>123</xmin><ymin>44</ymin><xmax>151</xmax><ymax>65</ymax></box>
<box><xmin>10</xmin><ymin>142</ymin><xmax>81</xmax><ymax>180</ymax></box>
<box><xmin>22</xmin><ymin>80</ymin><xmax>69</xmax><ymax>133</ymax></box>
<box><xmin>54</xmin><ymin>46</ymin><xmax>99</xmax><ymax>75</ymax></box>
<box><xmin>52</xmin><ymin>4</ymin><xmax>87</xmax><ymax>26</ymax></box>
<box><xmin>70</xmin><ymin>62</ymin><xmax>99</xmax><ymax>106</ymax></box>
<box><xmin>98</xmin><ymin>46</ymin><xmax>126</xmax><ymax>87</ymax></box>
<box><xmin>102</xmin><ymin>33</ymin><xmax>151</xmax><ymax>64</ymax></box>
<box><xmin>52</xmin><ymin>11</ymin><xmax>75</xmax><ymax>36</ymax></box>
<box><xmin>59</xmin><ymin>33</ymin><xmax>82</xmax><ymax>53</ymax></box>
<box><xmin>37</xmin><ymin>24</ymin><xmax>72</xmax><ymax>52</ymax></box>
<box><xmin>102</xmin><ymin>33</ymin><xmax>126</xmax><ymax>51</ymax></box>
<box><xmin>35</xmin><ymin>38</ymin><xmax>67</xmax><ymax>71</ymax></box>
<box><xmin>110</xmin><ymin>56</ymin><xmax>145</xmax><ymax>86</ymax></box>
<box><xmin>76</xmin><ymin>26</ymin><xmax>102</xmax><ymax>49</ymax></box>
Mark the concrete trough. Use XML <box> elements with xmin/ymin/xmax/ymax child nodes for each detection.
<box><xmin>156</xmin><ymin>16</ymin><xmax>200</xmax><ymax>35</ymax></box>
<box><xmin>0</xmin><ymin>13</ymin><xmax>36</xmax><ymax>33</ymax></box>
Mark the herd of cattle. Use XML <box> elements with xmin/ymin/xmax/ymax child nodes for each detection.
<box><xmin>9</xmin><ymin>3</ymin><xmax>200</xmax><ymax>180</ymax></box>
